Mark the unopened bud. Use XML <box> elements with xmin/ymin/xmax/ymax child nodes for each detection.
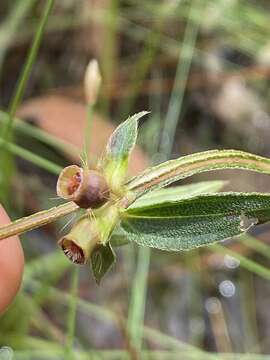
<box><xmin>84</xmin><ymin>59</ymin><xmax>102</xmax><ymax>105</ymax></box>
<box><xmin>57</xmin><ymin>165</ymin><xmax>110</xmax><ymax>209</ymax></box>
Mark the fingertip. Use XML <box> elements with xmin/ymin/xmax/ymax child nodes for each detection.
<box><xmin>0</xmin><ymin>205</ymin><xmax>24</xmax><ymax>314</ymax></box>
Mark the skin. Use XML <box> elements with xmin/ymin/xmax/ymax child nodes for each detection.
<box><xmin>0</xmin><ymin>205</ymin><xmax>24</xmax><ymax>314</ymax></box>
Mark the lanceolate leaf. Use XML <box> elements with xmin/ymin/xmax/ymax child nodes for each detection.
<box><xmin>120</xmin><ymin>192</ymin><xmax>270</xmax><ymax>251</ymax></box>
<box><xmin>91</xmin><ymin>243</ymin><xmax>116</xmax><ymax>284</ymax></box>
<box><xmin>126</xmin><ymin>150</ymin><xmax>270</xmax><ymax>198</ymax></box>
<box><xmin>129</xmin><ymin>180</ymin><xmax>227</xmax><ymax>209</ymax></box>
<box><xmin>99</xmin><ymin>111</ymin><xmax>149</xmax><ymax>192</ymax></box>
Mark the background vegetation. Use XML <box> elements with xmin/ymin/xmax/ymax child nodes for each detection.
<box><xmin>1</xmin><ymin>0</ymin><xmax>270</xmax><ymax>358</ymax></box>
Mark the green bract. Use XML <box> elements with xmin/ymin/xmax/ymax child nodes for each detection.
<box><xmin>91</xmin><ymin>243</ymin><xmax>116</xmax><ymax>285</ymax></box>
<box><xmin>99</xmin><ymin>111</ymin><xmax>149</xmax><ymax>194</ymax></box>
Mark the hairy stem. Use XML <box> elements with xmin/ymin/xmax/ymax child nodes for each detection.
<box><xmin>0</xmin><ymin>202</ymin><xmax>79</xmax><ymax>240</ymax></box>
<box><xmin>127</xmin><ymin>150</ymin><xmax>270</xmax><ymax>197</ymax></box>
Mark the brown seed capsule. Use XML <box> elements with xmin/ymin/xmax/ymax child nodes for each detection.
<box><xmin>58</xmin><ymin>217</ymin><xmax>100</xmax><ymax>264</ymax></box>
<box><xmin>57</xmin><ymin>165</ymin><xmax>110</xmax><ymax>209</ymax></box>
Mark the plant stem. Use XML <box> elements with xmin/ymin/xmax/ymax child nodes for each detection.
<box><xmin>127</xmin><ymin>246</ymin><xmax>150</xmax><ymax>350</ymax></box>
<box><xmin>120</xmin><ymin>1</ymin><xmax>175</xmax><ymax>117</ymax></box>
<box><xmin>160</xmin><ymin>0</ymin><xmax>204</xmax><ymax>159</ymax></box>
<box><xmin>0</xmin><ymin>0</ymin><xmax>36</xmax><ymax>72</ymax></box>
<box><xmin>65</xmin><ymin>267</ymin><xmax>79</xmax><ymax>359</ymax></box>
<box><xmin>127</xmin><ymin>75</ymin><xmax>163</xmax><ymax>352</ymax></box>
<box><xmin>82</xmin><ymin>104</ymin><xmax>94</xmax><ymax>166</ymax></box>
<box><xmin>1</xmin><ymin>0</ymin><xmax>55</xmax><ymax>139</ymax></box>
<box><xmin>0</xmin><ymin>202</ymin><xmax>79</xmax><ymax>240</ymax></box>
<box><xmin>100</xmin><ymin>0</ymin><xmax>118</xmax><ymax>114</ymax></box>
<box><xmin>0</xmin><ymin>0</ymin><xmax>55</xmax><ymax>204</ymax></box>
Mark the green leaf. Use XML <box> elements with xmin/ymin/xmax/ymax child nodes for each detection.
<box><xmin>91</xmin><ymin>243</ymin><xmax>116</xmax><ymax>284</ymax></box>
<box><xmin>99</xmin><ymin>111</ymin><xmax>149</xmax><ymax>192</ymax></box>
<box><xmin>126</xmin><ymin>150</ymin><xmax>270</xmax><ymax>198</ymax></box>
<box><xmin>120</xmin><ymin>192</ymin><xmax>270</xmax><ymax>251</ymax></box>
<box><xmin>129</xmin><ymin>180</ymin><xmax>227</xmax><ymax>209</ymax></box>
<box><xmin>110</xmin><ymin>227</ymin><xmax>131</xmax><ymax>247</ymax></box>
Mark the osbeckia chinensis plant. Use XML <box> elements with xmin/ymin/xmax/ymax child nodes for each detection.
<box><xmin>2</xmin><ymin>111</ymin><xmax>270</xmax><ymax>283</ymax></box>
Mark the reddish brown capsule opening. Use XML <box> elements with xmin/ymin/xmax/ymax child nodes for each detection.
<box><xmin>57</xmin><ymin>165</ymin><xmax>110</xmax><ymax>209</ymax></box>
<box><xmin>60</xmin><ymin>238</ymin><xmax>86</xmax><ymax>264</ymax></box>
<box><xmin>67</xmin><ymin>171</ymin><xmax>82</xmax><ymax>195</ymax></box>
<box><xmin>57</xmin><ymin>165</ymin><xmax>82</xmax><ymax>199</ymax></box>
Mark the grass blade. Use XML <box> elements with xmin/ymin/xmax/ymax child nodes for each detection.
<box><xmin>0</xmin><ymin>0</ymin><xmax>55</xmax><ymax>204</ymax></box>
<box><xmin>127</xmin><ymin>247</ymin><xmax>150</xmax><ymax>351</ymax></box>
<box><xmin>65</xmin><ymin>267</ymin><xmax>79</xmax><ymax>359</ymax></box>
<box><xmin>1</xmin><ymin>0</ymin><xmax>55</xmax><ymax>139</ymax></box>
<box><xmin>0</xmin><ymin>137</ymin><xmax>62</xmax><ymax>175</ymax></box>
<box><xmin>160</xmin><ymin>0</ymin><xmax>205</xmax><ymax>159</ymax></box>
